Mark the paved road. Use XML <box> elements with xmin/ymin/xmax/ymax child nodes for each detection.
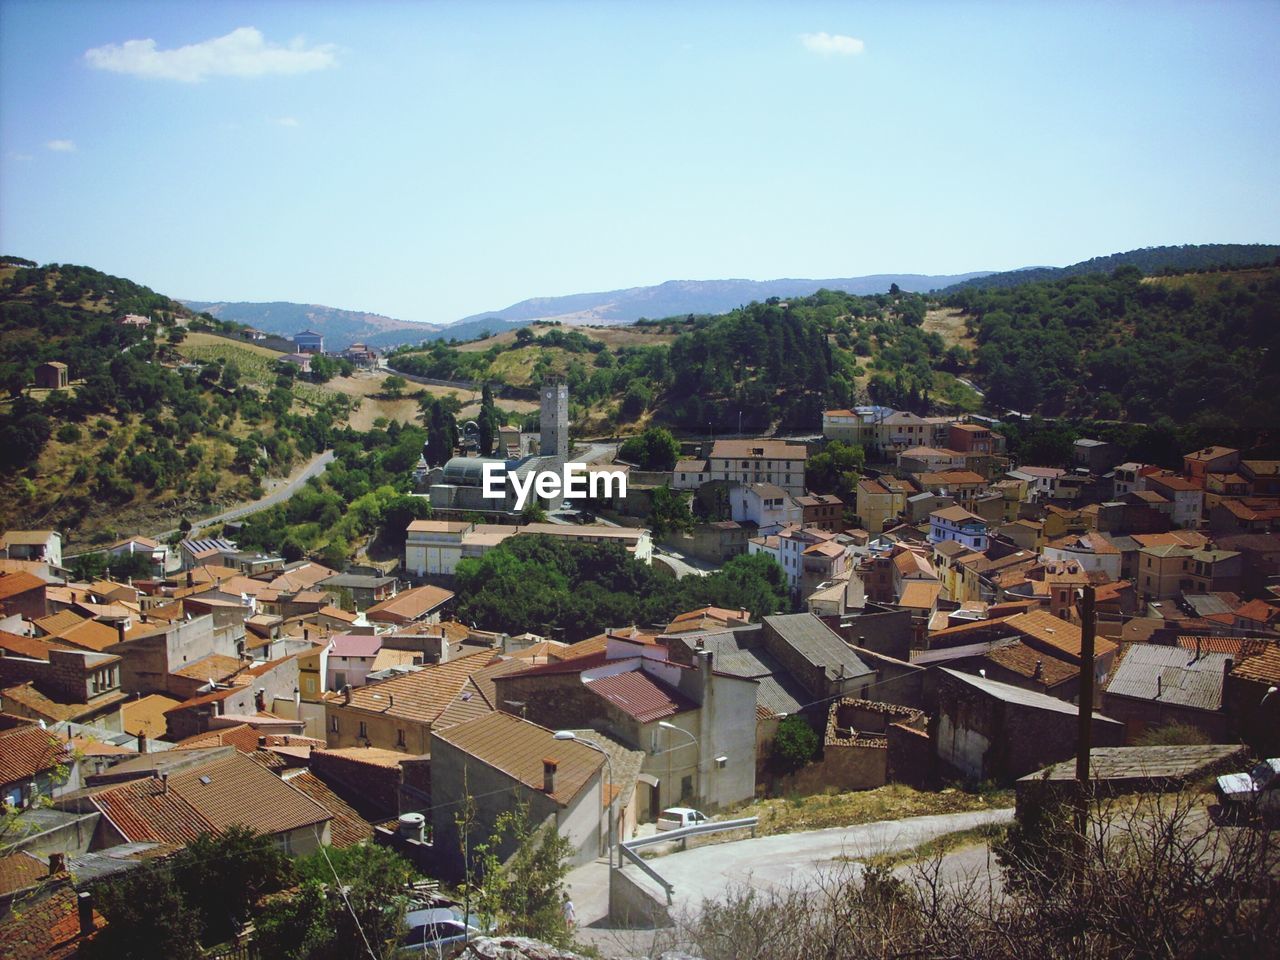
<box><xmin>636</xmin><ymin>808</ymin><xmax>1014</xmax><ymax>919</ymax></box>
<box><xmin>566</xmin><ymin>808</ymin><xmax>1014</xmax><ymax>957</ymax></box>
<box><xmin>155</xmin><ymin>449</ymin><xmax>335</xmax><ymax>539</ymax></box>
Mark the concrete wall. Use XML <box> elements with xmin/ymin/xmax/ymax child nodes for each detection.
<box><xmin>932</xmin><ymin>670</ymin><xmax>1125</xmax><ymax>784</ymax></box>
<box><xmin>609</xmin><ymin>863</ymin><xmax>671</xmax><ymax>929</ymax></box>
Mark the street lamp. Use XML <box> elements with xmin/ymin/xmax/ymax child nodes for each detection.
<box><xmin>554</xmin><ymin>731</ymin><xmax>616</xmax><ymax>866</ymax></box>
<box><xmin>657</xmin><ymin>721</ymin><xmax>701</xmax><ymax>806</ymax></box>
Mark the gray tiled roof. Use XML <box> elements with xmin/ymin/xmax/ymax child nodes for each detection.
<box><xmin>764</xmin><ymin>614</ymin><xmax>873</xmax><ymax>682</ymax></box>
<box><xmin>1104</xmin><ymin>644</ymin><xmax>1229</xmax><ymax>711</ymax></box>
<box><xmin>939</xmin><ymin>668</ymin><xmax>1121</xmax><ymax>724</ymax></box>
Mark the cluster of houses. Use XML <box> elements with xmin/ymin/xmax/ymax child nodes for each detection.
<box><xmin>2</xmin><ymin>390</ymin><xmax>1279</xmax><ymax>952</ymax></box>
<box><xmin>275</xmin><ymin>330</ymin><xmax>381</xmax><ymax>375</ymax></box>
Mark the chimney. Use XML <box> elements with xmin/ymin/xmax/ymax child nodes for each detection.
<box><xmin>258</xmin><ymin>735</ymin><xmax>268</xmax><ymax>747</ymax></box>
<box><xmin>388</xmin><ymin>694</ymin><xmax>394</xmax><ymax>709</ymax></box>
<box><xmin>1033</xmin><ymin>660</ymin><xmax>1043</xmax><ymax>680</ymax></box>
<box><xmin>49</xmin><ymin>852</ymin><xmax>66</xmax><ymax>875</ymax></box>
<box><xmin>1157</xmin><ymin>676</ymin><xmax>1162</xmax><ymax>698</ymax></box>
<box><xmin>115</xmin><ymin>621</ymin><xmax>127</xmax><ymax>645</ymax></box>
<box><xmin>137</xmin><ymin>731</ymin><xmax>148</xmax><ymax>755</ymax></box>
<box><xmin>187</xmin><ymin>570</ymin><xmax>194</xmax><ymax>588</ymax></box>
<box><xmin>1195</xmin><ymin>637</ymin><xmax>1201</xmax><ymax>662</ymax></box>
<box><xmin>342</xmin><ymin>684</ymin><xmax>352</xmax><ymax>705</ymax></box>
<box><xmin>542</xmin><ymin>758</ymin><xmax>558</xmax><ymax>794</ymax></box>
<box><xmin>77</xmin><ymin>891</ymin><xmax>95</xmax><ymax>936</ymax></box>
<box><xmin>160</xmin><ymin>771</ymin><xmax>169</xmax><ymax>794</ymax></box>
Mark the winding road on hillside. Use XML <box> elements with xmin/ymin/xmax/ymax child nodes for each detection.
<box><xmin>155</xmin><ymin>449</ymin><xmax>335</xmax><ymax>541</ymax></box>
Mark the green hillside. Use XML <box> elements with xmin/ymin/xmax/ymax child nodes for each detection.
<box><xmin>0</xmin><ymin>261</ymin><xmax>351</xmax><ymax>546</ymax></box>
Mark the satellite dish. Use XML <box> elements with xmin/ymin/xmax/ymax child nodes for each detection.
<box><xmin>462</xmin><ymin>420</ymin><xmax>481</xmax><ymax>442</ymax></box>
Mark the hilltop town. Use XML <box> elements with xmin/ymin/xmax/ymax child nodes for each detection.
<box><xmin>2</xmin><ymin>312</ymin><xmax>1279</xmax><ymax>957</ymax></box>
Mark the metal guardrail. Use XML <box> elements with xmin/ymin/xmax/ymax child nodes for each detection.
<box><xmin>624</xmin><ymin>816</ymin><xmax>759</xmax><ymax>849</ymax></box>
<box><xmin>618</xmin><ymin>843</ymin><xmax>675</xmax><ymax>904</ymax></box>
<box><xmin>614</xmin><ymin>816</ymin><xmax>760</xmax><ymax>906</ymax></box>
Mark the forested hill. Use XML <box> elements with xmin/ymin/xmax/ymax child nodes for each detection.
<box><xmin>942</xmin><ymin>244</ymin><xmax>1280</xmax><ymax>293</ymax></box>
<box><xmin>0</xmin><ymin>259</ymin><xmax>353</xmax><ymax>545</ymax></box>
<box><xmin>947</xmin><ymin>264</ymin><xmax>1280</xmax><ymax>449</ymax></box>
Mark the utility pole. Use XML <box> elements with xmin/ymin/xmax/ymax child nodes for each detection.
<box><xmin>1073</xmin><ymin>585</ymin><xmax>1096</xmax><ymax>887</ymax></box>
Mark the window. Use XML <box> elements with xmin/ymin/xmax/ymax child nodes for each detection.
<box><xmin>330</xmin><ymin>715</ymin><xmax>339</xmax><ymax>733</ymax></box>
<box><xmin>358</xmin><ymin>721</ymin><xmax>368</xmax><ymax>739</ymax></box>
<box><xmin>681</xmin><ymin>775</ymin><xmax>693</xmax><ymax>801</ymax></box>
<box><xmin>396</xmin><ymin>728</ymin><xmax>406</xmax><ymax>748</ymax></box>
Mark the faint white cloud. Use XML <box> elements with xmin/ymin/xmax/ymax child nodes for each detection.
<box><xmin>46</xmin><ymin>139</ymin><xmax>76</xmax><ymax>152</ymax></box>
<box><xmin>274</xmin><ymin>116</ymin><xmax>301</xmax><ymax>127</ymax></box>
<box><xmin>800</xmin><ymin>32</ymin><xmax>865</xmax><ymax>56</ymax></box>
<box><xmin>84</xmin><ymin>26</ymin><xmax>337</xmax><ymax>83</ymax></box>
<box><xmin>8</xmin><ymin>151</ymin><xmax>35</xmax><ymax>162</ymax></box>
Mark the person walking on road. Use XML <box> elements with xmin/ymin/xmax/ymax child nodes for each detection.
<box><xmin>562</xmin><ymin>893</ymin><xmax>577</xmax><ymax>930</ymax></box>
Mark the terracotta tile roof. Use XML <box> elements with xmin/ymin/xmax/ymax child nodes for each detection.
<box><xmin>67</xmin><ymin>737</ymin><xmax>136</xmax><ymax>757</ymax></box>
<box><xmin>919</xmin><ymin>470</ymin><xmax>987</xmax><ymax>486</ymax></box>
<box><xmin>50</xmin><ymin>618</ymin><xmax>120</xmax><ymax>652</ymax></box>
<box><xmin>330</xmin><ymin>633</ymin><xmax>383</xmax><ymax>658</ymax></box>
<box><xmin>33</xmin><ymin>611</ymin><xmax>84</xmax><ymax>636</ymax></box>
<box><xmin>0</xmin><ymin>572</ymin><xmax>46</xmax><ymax>601</ymax></box>
<box><xmin>91</xmin><ymin>751</ymin><xmax>331</xmax><ymax>843</ymax></box>
<box><xmin>1</xmin><ymin>682</ymin><xmax>127</xmax><ymax>724</ymax></box>
<box><xmin>1185</xmin><ymin>445</ymin><xmax>1238</xmax><ymax>462</ymax></box>
<box><xmin>432</xmin><ymin>712</ymin><xmax>602</xmax><ymax>806</ymax></box>
<box><xmin>371</xmin><ymin>648</ymin><xmax>423</xmax><ymax>671</ymax></box>
<box><xmin>121</xmin><ymin>694</ymin><xmax>181</xmax><ymax>739</ymax></box>
<box><xmin>0</xmin><ymin>722</ymin><xmax>67</xmax><ymax>786</ymax></box>
<box><xmin>930</xmin><ymin>505</ymin><xmax>986</xmax><ymax>524</ymax></box>
<box><xmin>894</xmin><ymin>548</ymin><xmax>937</xmax><ymax>578</ymax></box>
<box><xmin>586</xmin><ymin>670</ymin><xmax>695</xmax><ymax>723</ymax></box>
<box><xmin>1005</xmin><ymin>610</ymin><xmax>1118</xmax><ymax>660</ymax></box>
<box><xmin>171</xmin><ymin>653</ymin><xmax>244</xmax><ymax>682</ymax></box>
<box><xmin>279</xmin><ymin>770</ymin><xmax>373</xmax><ymax>847</ymax></box>
<box><xmin>1232</xmin><ymin>599</ymin><xmax>1280</xmax><ymax>625</ymax></box>
<box><xmin>1174</xmin><ymin>636</ymin><xmax>1273</xmax><ymax>658</ymax></box>
<box><xmin>0</xmin><ymin>851</ymin><xmax>47</xmax><ymax>897</ymax></box>
<box><xmin>1231</xmin><ymin>643</ymin><xmax>1280</xmax><ymax>685</ymax></box>
<box><xmin>0</xmin><ymin>630</ymin><xmax>69</xmax><ymax>660</ymax></box>
<box><xmin>709</xmin><ymin>439</ymin><xmax>806</xmax><ymax>460</ymax></box>
<box><xmin>985</xmin><ymin>641</ymin><xmax>1077</xmax><ymax>687</ymax></box>
<box><xmin>0</xmin><ymin>877</ymin><xmax>104</xmax><ymax>960</ymax></box>
<box><xmin>178</xmin><ymin>724</ymin><xmax>325</xmax><ymax>754</ymax></box>
<box><xmin>267</xmin><ymin>562</ymin><xmax>338</xmax><ymax>592</ymax></box>
<box><xmin>312</xmin><ymin>746</ymin><xmax>411</xmax><ymax>768</ymax></box>
<box><xmin>898</xmin><ymin>581</ymin><xmax>942</xmax><ymax>611</ymax></box>
<box><xmin>557</xmin><ymin>634</ymin><xmax>610</xmax><ymax>661</ymax></box>
<box><xmin>316</xmin><ymin>605</ymin><xmax>357</xmax><ymax>623</ymax></box>
<box><xmin>366</xmin><ymin>586</ymin><xmax>455</xmax><ymax>624</ymax></box>
<box><xmin>341</xmin><ymin>651</ymin><xmax>496</xmax><ymax>724</ymax></box>
<box><xmin>90</xmin><ymin>776</ymin><xmax>211</xmax><ymax>844</ymax></box>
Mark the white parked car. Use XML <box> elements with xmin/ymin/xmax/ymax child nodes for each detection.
<box><xmin>656</xmin><ymin>807</ymin><xmax>708</xmax><ymax>832</ymax></box>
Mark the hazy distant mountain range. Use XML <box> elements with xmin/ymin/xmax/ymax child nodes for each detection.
<box><xmin>184</xmin><ymin>245</ymin><xmax>1280</xmax><ymax>350</ymax></box>
<box><xmin>184</xmin><ymin>272</ymin><xmax>987</xmax><ymax>350</ymax></box>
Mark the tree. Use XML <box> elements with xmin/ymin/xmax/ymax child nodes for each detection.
<box><xmin>648</xmin><ymin>484</ymin><xmax>694</xmax><ymax>539</ymax></box>
<box><xmin>478</xmin><ymin>382</ymin><xmax>498</xmax><ymax>456</ymax></box>
<box><xmin>619</xmin><ymin>426</ymin><xmax>680</xmax><ymax>470</ymax></box>
<box><xmin>382</xmin><ymin>374</ymin><xmax>407</xmax><ymax>398</ymax></box>
<box><xmin>772</xmin><ymin>715</ymin><xmax>819</xmax><ymax>774</ymax></box>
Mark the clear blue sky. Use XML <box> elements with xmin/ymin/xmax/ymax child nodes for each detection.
<box><xmin>2</xmin><ymin>1</ymin><xmax>1278</xmax><ymax>324</ymax></box>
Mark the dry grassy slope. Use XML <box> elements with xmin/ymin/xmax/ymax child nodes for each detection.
<box><xmin>450</xmin><ymin>323</ymin><xmax>679</xmax><ymax>353</ymax></box>
<box><xmin>1142</xmin><ymin>265</ymin><xmax>1279</xmax><ymax>294</ymax></box>
<box><xmin>922</xmin><ymin>307</ymin><xmax>977</xmax><ymax>351</ymax></box>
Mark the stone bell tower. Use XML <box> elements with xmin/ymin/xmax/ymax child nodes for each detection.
<box><xmin>540</xmin><ymin>380</ymin><xmax>569</xmax><ymax>461</ymax></box>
